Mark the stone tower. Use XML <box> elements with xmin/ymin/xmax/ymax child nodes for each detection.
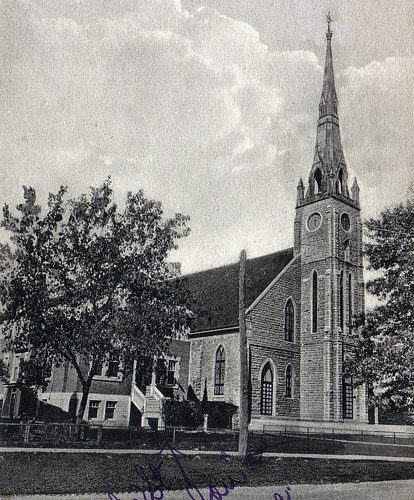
<box><xmin>294</xmin><ymin>20</ymin><xmax>367</xmax><ymax>421</ymax></box>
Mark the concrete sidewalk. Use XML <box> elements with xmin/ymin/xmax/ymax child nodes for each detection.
<box><xmin>6</xmin><ymin>479</ymin><xmax>414</xmax><ymax>500</ymax></box>
<box><xmin>1</xmin><ymin>446</ymin><xmax>414</xmax><ymax>462</ymax></box>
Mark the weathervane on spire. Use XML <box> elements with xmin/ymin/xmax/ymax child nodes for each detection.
<box><xmin>326</xmin><ymin>11</ymin><xmax>333</xmax><ymax>33</ymax></box>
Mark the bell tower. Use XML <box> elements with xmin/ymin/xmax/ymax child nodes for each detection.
<box><xmin>295</xmin><ymin>15</ymin><xmax>368</xmax><ymax>422</ymax></box>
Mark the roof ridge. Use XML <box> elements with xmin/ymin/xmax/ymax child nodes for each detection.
<box><xmin>182</xmin><ymin>247</ymin><xmax>293</xmax><ymax>278</ymax></box>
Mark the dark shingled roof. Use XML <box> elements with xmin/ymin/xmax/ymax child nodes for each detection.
<box><xmin>183</xmin><ymin>248</ymin><xmax>294</xmax><ymax>333</ymax></box>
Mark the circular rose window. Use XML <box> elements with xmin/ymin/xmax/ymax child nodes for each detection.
<box><xmin>307</xmin><ymin>212</ymin><xmax>322</xmax><ymax>231</ymax></box>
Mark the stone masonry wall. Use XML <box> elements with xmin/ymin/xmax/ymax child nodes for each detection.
<box><xmin>188</xmin><ymin>331</ymin><xmax>240</xmax><ymax>405</ymax></box>
<box><xmin>247</xmin><ymin>256</ymin><xmax>302</xmax><ymax>419</ymax></box>
<box><xmin>298</xmin><ymin>196</ymin><xmax>366</xmax><ymax>421</ymax></box>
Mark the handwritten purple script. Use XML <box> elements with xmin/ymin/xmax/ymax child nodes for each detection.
<box><xmin>107</xmin><ymin>443</ymin><xmax>292</xmax><ymax>500</ymax></box>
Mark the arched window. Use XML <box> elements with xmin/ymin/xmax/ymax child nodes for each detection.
<box><xmin>260</xmin><ymin>363</ymin><xmax>273</xmax><ymax>415</ymax></box>
<box><xmin>343</xmin><ymin>238</ymin><xmax>350</xmax><ymax>261</ymax></box>
<box><xmin>342</xmin><ymin>376</ymin><xmax>353</xmax><ymax>419</ymax></box>
<box><xmin>348</xmin><ymin>273</ymin><xmax>353</xmax><ymax>331</ymax></box>
<box><xmin>285</xmin><ymin>365</ymin><xmax>293</xmax><ymax>398</ymax></box>
<box><xmin>339</xmin><ymin>270</ymin><xmax>344</xmax><ymax>331</ymax></box>
<box><xmin>284</xmin><ymin>299</ymin><xmax>295</xmax><ymax>342</ymax></box>
<box><xmin>336</xmin><ymin>169</ymin><xmax>344</xmax><ymax>195</ymax></box>
<box><xmin>312</xmin><ymin>271</ymin><xmax>318</xmax><ymax>333</ymax></box>
<box><xmin>214</xmin><ymin>346</ymin><xmax>225</xmax><ymax>395</ymax></box>
<box><xmin>314</xmin><ymin>168</ymin><xmax>322</xmax><ymax>194</ymax></box>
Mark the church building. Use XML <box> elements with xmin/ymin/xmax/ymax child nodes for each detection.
<box><xmin>185</xmin><ymin>21</ymin><xmax>368</xmax><ymax>425</ymax></box>
<box><xmin>0</xmin><ymin>22</ymin><xmax>368</xmax><ymax>427</ymax></box>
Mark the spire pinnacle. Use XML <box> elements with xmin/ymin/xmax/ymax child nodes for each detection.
<box><xmin>304</xmin><ymin>17</ymin><xmax>350</xmax><ymax>200</ymax></box>
<box><xmin>351</xmin><ymin>177</ymin><xmax>360</xmax><ymax>206</ymax></box>
<box><xmin>296</xmin><ymin>178</ymin><xmax>304</xmax><ymax>205</ymax></box>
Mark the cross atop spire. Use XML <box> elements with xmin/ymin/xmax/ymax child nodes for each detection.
<box><xmin>326</xmin><ymin>11</ymin><xmax>333</xmax><ymax>34</ymax></box>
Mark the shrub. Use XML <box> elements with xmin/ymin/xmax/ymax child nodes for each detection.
<box><xmin>163</xmin><ymin>399</ymin><xmax>204</xmax><ymax>428</ymax></box>
<box><xmin>205</xmin><ymin>401</ymin><xmax>238</xmax><ymax>429</ymax></box>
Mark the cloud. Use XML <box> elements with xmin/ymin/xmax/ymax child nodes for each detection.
<box><xmin>340</xmin><ymin>56</ymin><xmax>414</xmax><ymax>212</ymax></box>
<box><xmin>0</xmin><ymin>0</ymin><xmax>412</xmax><ymax>272</ymax></box>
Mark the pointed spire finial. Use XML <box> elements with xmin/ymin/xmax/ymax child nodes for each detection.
<box><xmin>351</xmin><ymin>177</ymin><xmax>360</xmax><ymax>206</ymax></box>
<box><xmin>297</xmin><ymin>177</ymin><xmax>304</xmax><ymax>206</ymax></box>
<box><xmin>326</xmin><ymin>11</ymin><xmax>333</xmax><ymax>34</ymax></box>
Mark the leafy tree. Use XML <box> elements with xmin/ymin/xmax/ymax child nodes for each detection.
<box><xmin>0</xmin><ymin>359</ymin><xmax>8</xmax><ymax>384</ymax></box>
<box><xmin>0</xmin><ymin>181</ymin><xmax>190</xmax><ymax>430</ymax></box>
<box><xmin>348</xmin><ymin>193</ymin><xmax>414</xmax><ymax>412</ymax></box>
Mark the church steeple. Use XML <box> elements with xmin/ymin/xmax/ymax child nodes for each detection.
<box><xmin>320</xmin><ymin>14</ymin><xmax>337</xmax><ymax>119</ymax></box>
<box><xmin>305</xmin><ymin>14</ymin><xmax>350</xmax><ymax>201</ymax></box>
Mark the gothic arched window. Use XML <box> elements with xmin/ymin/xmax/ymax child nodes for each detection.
<box><xmin>348</xmin><ymin>273</ymin><xmax>353</xmax><ymax>331</ymax></box>
<box><xmin>312</xmin><ymin>271</ymin><xmax>318</xmax><ymax>333</ymax></box>
<box><xmin>336</xmin><ymin>168</ymin><xmax>345</xmax><ymax>195</ymax></box>
<box><xmin>342</xmin><ymin>376</ymin><xmax>353</xmax><ymax>419</ymax></box>
<box><xmin>339</xmin><ymin>270</ymin><xmax>344</xmax><ymax>331</ymax></box>
<box><xmin>214</xmin><ymin>346</ymin><xmax>225</xmax><ymax>395</ymax></box>
<box><xmin>284</xmin><ymin>299</ymin><xmax>295</xmax><ymax>342</ymax></box>
<box><xmin>285</xmin><ymin>365</ymin><xmax>293</xmax><ymax>398</ymax></box>
<box><xmin>314</xmin><ymin>168</ymin><xmax>322</xmax><ymax>194</ymax></box>
<box><xmin>260</xmin><ymin>363</ymin><xmax>274</xmax><ymax>415</ymax></box>
<box><xmin>343</xmin><ymin>238</ymin><xmax>350</xmax><ymax>261</ymax></box>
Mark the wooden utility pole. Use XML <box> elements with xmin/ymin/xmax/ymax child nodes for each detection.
<box><xmin>238</xmin><ymin>249</ymin><xmax>248</xmax><ymax>458</ymax></box>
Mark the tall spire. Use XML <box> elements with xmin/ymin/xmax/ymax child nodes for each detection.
<box><xmin>320</xmin><ymin>12</ymin><xmax>337</xmax><ymax>119</ymax></box>
<box><xmin>306</xmin><ymin>14</ymin><xmax>349</xmax><ymax>200</ymax></box>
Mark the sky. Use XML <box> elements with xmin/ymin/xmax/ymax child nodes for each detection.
<box><xmin>0</xmin><ymin>0</ymin><xmax>413</xmax><ymax>275</ymax></box>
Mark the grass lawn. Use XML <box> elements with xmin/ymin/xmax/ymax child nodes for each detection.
<box><xmin>1</xmin><ymin>450</ymin><xmax>414</xmax><ymax>496</ymax></box>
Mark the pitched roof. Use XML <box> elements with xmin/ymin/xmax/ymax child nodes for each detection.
<box><xmin>183</xmin><ymin>248</ymin><xmax>294</xmax><ymax>333</ymax></box>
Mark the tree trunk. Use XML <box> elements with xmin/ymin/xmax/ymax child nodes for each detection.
<box><xmin>75</xmin><ymin>381</ymin><xmax>91</xmax><ymax>439</ymax></box>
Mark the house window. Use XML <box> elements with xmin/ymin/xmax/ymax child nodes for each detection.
<box><xmin>260</xmin><ymin>363</ymin><xmax>273</xmax><ymax>415</ymax></box>
<box><xmin>105</xmin><ymin>401</ymin><xmax>117</xmax><ymax>420</ymax></box>
<box><xmin>339</xmin><ymin>271</ymin><xmax>344</xmax><ymax>331</ymax></box>
<box><xmin>214</xmin><ymin>346</ymin><xmax>225</xmax><ymax>395</ymax></box>
<box><xmin>167</xmin><ymin>360</ymin><xmax>177</xmax><ymax>386</ymax></box>
<box><xmin>88</xmin><ymin>400</ymin><xmax>100</xmax><ymax>419</ymax></box>
<box><xmin>105</xmin><ymin>354</ymin><xmax>119</xmax><ymax>378</ymax></box>
<box><xmin>343</xmin><ymin>377</ymin><xmax>353</xmax><ymax>419</ymax></box>
<box><xmin>11</xmin><ymin>355</ymin><xmax>21</xmax><ymax>382</ymax></box>
<box><xmin>95</xmin><ymin>354</ymin><xmax>120</xmax><ymax>379</ymax></box>
<box><xmin>9</xmin><ymin>388</ymin><xmax>17</xmax><ymax>418</ymax></box>
<box><xmin>284</xmin><ymin>299</ymin><xmax>295</xmax><ymax>342</ymax></box>
<box><xmin>312</xmin><ymin>271</ymin><xmax>318</xmax><ymax>333</ymax></box>
<box><xmin>285</xmin><ymin>365</ymin><xmax>293</xmax><ymax>398</ymax></box>
<box><xmin>95</xmin><ymin>362</ymin><xmax>103</xmax><ymax>377</ymax></box>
